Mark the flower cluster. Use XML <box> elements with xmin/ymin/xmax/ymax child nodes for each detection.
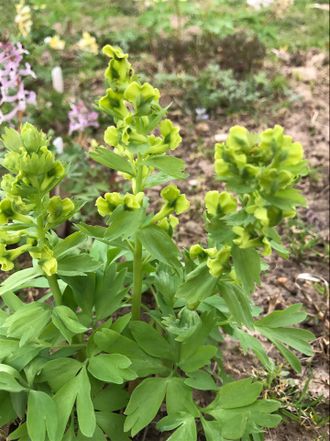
<box><xmin>189</xmin><ymin>125</ymin><xmax>307</xmax><ymax>282</ymax></box>
<box><xmin>15</xmin><ymin>0</ymin><xmax>32</xmax><ymax>37</ymax></box>
<box><xmin>44</xmin><ymin>32</ymin><xmax>99</xmax><ymax>54</ymax></box>
<box><xmin>44</xmin><ymin>34</ymin><xmax>65</xmax><ymax>50</ymax></box>
<box><xmin>92</xmin><ymin>45</ymin><xmax>189</xmax><ymax>231</ymax></box>
<box><xmin>68</xmin><ymin>100</ymin><xmax>99</xmax><ymax>134</ymax></box>
<box><xmin>0</xmin><ymin>41</ymin><xmax>36</xmax><ymax>124</ymax></box>
<box><xmin>215</xmin><ymin>125</ymin><xmax>307</xmax><ymax>196</ymax></box>
<box><xmin>96</xmin><ymin>191</ymin><xmax>144</xmax><ymax>217</ymax></box>
<box><xmin>0</xmin><ymin>123</ymin><xmax>74</xmax><ymax>274</ymax></box>
<box><xmin>77</xmin><ymin>32</ymin><xmax>99</xmax><ymax>55</ymax></box>
<box><xmin>99</xmin><ymin>45</ymin><xmax>182</xmax><ymax>164</ymax></box>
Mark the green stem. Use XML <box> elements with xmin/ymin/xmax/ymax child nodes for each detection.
<box><xmin>132</xmin><ymin>239</ymin><xmax>143</xmax><ymax>320</ymax></box>
<box><xmin>47</xmin><ymin>274</ymin><xmax>62</xmax><ymax>306</ymax></box>
<box><xmin>132</xmin><ymin>156</ymin><xmax>144</xmax><ymax>320</ymax></box>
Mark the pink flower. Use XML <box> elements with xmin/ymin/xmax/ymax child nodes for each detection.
<box><xmin>68</xmin><ymin>100</ymin><xmax>99</xmax><ymax>135</ymax></box>
<box><xmin>0</xmin><ymin>41</ymin><xmax>36</xmax><ymax>124</ymax></box>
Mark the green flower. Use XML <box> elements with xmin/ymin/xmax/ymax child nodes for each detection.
<box><xmin>123</xmin><ymin>192</ymin><xmax>144</xmax><ymax>210</ymax></box>
<box><xmin>189</xmin><ymin>244</ymin><xmax>207</xmax><ymax>260</ymax></box>
<box><xmin>124</xmin><ymin>81</ymin><xmax>160</xmax><ymax>115</ymax></box>
<box><xmin>232</xmin><ymin>226</ymin><xmax>259</xmax><ymax>249</ymax></box>
<box><xmin>41</xmin><ymin>256</ymin><xmax>58</xmax><ymax>276</ymax></box>
<box><xmin>21</xmin><ymin>123</ymin><xmax>48</xmax><ymax>154</ymax></box>
<box><xmin>226</xmin><ymin>125</ymin><xmax>252</xmax><ymax>151</ymax></box>
<box><xmin>157</xmin><ymin>214</ymin><xmax>179</xmax><ymax>234</ymax></box>
<box><xmin>102</xmin><ymin>45</ymin><xmax>128</xmax><ymax>60</ymax></box>
<box><xmin>96</xmin><ymin>192</ymin><xmax>123</xmax><ymax>217</ymax></box>
<box><xmin>99</xmin><ymin>89</ymin><xmax>129</xmax><ymax>120</ymax></box>
<box><xmin>160</xmin><ymin>184</ymin><xmax>190</xmax><ymax>214</ymax></box>
<box><xmin>0</xmin><ymin>199</ymin><xmax>15</xmax><ymax>224</ymax></box>
<box><xmin>0</xmin><ymin>243</ymin><xmax>15</xmax><ymax>271</ymax></box>
<box><xmin>47</xmin><ymin>196</ymin><xmax>75</xmax><ymax>227</ymax></box>
<box><xmin>206</xmin><ymin>245</ymin><xmax>231</xmax><ymax>278</ymax></box>
<box><xmin>30</xmin><ymin>245</ymin><xmax>58</xmax><ymax>276</ymax></box>
<box><xmin>205</xmin><ymin>191</ymin><xmax>237</xmax><ymax>216</ymax></box>
<box><xmin>160</xmin><ymin>119</ymin><xmax>181</xmax><ymax>151</ymax></box>
<box><xmin>104</xmin><ymin>126</ymin><xmax>119</xmax><ymax>147</ymax></box>
<box><xmin>102</xmin><ymin>45</ymin><xmax>133</xmax><ymax>88</ymax></box>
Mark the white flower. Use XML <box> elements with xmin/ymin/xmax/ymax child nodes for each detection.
<box><xmin>51</xmin><ymin>66</ymin><xmax>64</xmax><ymax>93</ymax></box>
<box><xmin>247</xmin><ymin>0</ymin><xmax>273</xmax><ymax>9</ymax></box>
<box><xmin>53</xmin><ymin>137</ymin><xmax>64</xmax><ymax>155</ymax></box>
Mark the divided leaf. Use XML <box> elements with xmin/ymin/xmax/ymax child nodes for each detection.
<box><xmin>124</xmin><ymin>377</ymin><xmax>167</xmax><ymax>436</ymax></box>
<box><xmin>88</xmin><ymin>354</ymin><xmax>136</xmax><ymax>384</ymax></box>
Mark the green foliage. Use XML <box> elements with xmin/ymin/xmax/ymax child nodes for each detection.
<box><xmin>0</xmin><ymin>45</ymin><xmax>314</xmax><ymax>440</ymax></box>
<box><xmin>155</xmin><ymin>64</ymin><xmax>290</xmax><ymax>114</ymax></box>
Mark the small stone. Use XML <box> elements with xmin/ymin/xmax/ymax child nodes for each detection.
<box><xmin>214</xmin><ymin>133</ymin><xmax>227</xmax><ymax>143</ymax></box>
<box><xmin>195</xmin><ymin>122</ymin><xmax>209</xmax><ymax>134</ymax></box>
<box><xmin>277</xmin><ymin>277</ymin><xmax>288</xmax><ymax>285</ymax></box>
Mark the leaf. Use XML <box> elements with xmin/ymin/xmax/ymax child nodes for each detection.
<box><xmin>176</xmin><ymin>263</ymin><xmax>217</xmax><ymax>304</ymax></box>
<box><xmin>0</xmin><ymin>338</ymin><xmax>19</xmax><ymax>361</ymax></box>
<box><xmin>255</xmin><ymin>304</ymin><xmax>307</xmax><ymax>328</ymax></box>
<box><xmin>0</xmin><ymin>267</ymin><xmax>41</xmax><ymax>296</ymax></box>
<box><xmin>90</xmin><ymin>146</ymin><xmax>134</xmax><ymax>175</ymax></box>
<box><xmin>27</xmin><ymin>391</ymin><xmax>58</xmax><ymax>441</ymax></box>
<box><xmin>124</xmin><ymin>377</ymin><xmax>167</xmax><ymax>436</ymax></box>
<box><xmin>93</xmin><ymin>385</ymin><xmax>129</xmax><ymax>412</ymax></box>
<box><xmin>75</xmin><ymin>426</ymin><xmax>106</xmax><ymax>441</ymax></box>
<box><xmin>272</xmin><ymin>341</ymin><xmax>301</xmax><ymax>373</ymax></box>
<box><xmin>220</xmin><ymin>282</ymin><xmax>254</xmax><ymax>328</ymax></box>
<box><xmin>54</xmin><ymin>376</ymin><xmax>78</xmax><ymax>441</ymax></box>
<box><xmin>76</xmin><ymin>367</ymin><xmax>96</xmax><ymax>437</ymax></box>
<box><xmin>88</xmin><ymin>354</ymin><xmax>136</xmax><ymax>384</ymax></box>
<box><xmin>41</xmin><ymin>358</ymin><xmax>82</xmax><ymax>391</ymax></box>
<box><xmin>52</xmin><ymin>306</ymin><xmax>88</xmax><ymax>343</ymax></box>
<box><xmin>105</xmin><ymin>207</ymin><xmax>145</xmax><ymax>241</ymax></box>
<box><xmin>179</xmin><ymin>345</ymin><xmax>217</xmax><ymax>373</ymax></box>
<box><xmin>97</xmin><ymin>412</ymin><xmax>130</xmax><ymax>441</ymax></box>
<box><xmin>139</xmin><ymin>224</ymin><xmax>180</xmax><ymax>269</ymax></box>
<box><xmin>94</xmin><ymin>265</ymin><xmax>127</xmax><ymax>320</ymax></box>
<box><xmin>61</xmin><ymin>274</ymin><xmax>96</xmax><ymax>315</ymax></box>
<box><xmin>201</xmin><ymin>419</ymin><xmax>222</xmax><ymax>441</ymax></box>
<box><xmin>76</xmin><ymin>224</ymin><xmax>108</xmax><ymax>240</ymax></box>
<box><xmin>234</xmin><ymin>329</ymin><xmax>273</xmax><ymax>372</ymax></box>
<box><xmin>93</xmin><ymin>328</ymin><xmax>169</xmax><ymax>377</ymax></box>
<box><xmin>129</xmin><ymin>321</ymin><xmax>173</xmax><ymax>360</ymax></box>
<box><xmin>144</xmin><ymin>155</ymin><xmax>187</xmax><ymax>179</ymax></box>
<box><xmin>53</xmin><ymin>232</ymin><xmax>86</xmax><ymax>258</ymax></box>
<box><xmin>57</xmin><ymin>254</ymin><xmax>101</xmax><ymax>276</ymax></box>
<box><xmin>3</xmin><ymin>303</ymin><xmax>51</xmax><ymax>346</ymax></box>
<box><xmin>157</xmin><ymin>414</ymin><xmax>197</xmax><ymax>441</ymax></box>
<box><xmin>265</xmin><ymin>188</ymin><xmax>306</xmax><ymax>210</ymax></box>
<box><xmin>166</xmin><ymin>378</ymin><xmax>199</xmax><ymax>416</ymax></box>
<box><xmin>217</xmin><ymin>378</ymin><xmax>263</xmax><ymax>409</ymax></box>
<box><xmin>184</xmin><ymin>371</ymin><xmax>218</xmax><ymax>391</ymax></box>
<box><xmin>0</xmin><ymin>392</ymin><xmax>15</xmax><ymax>425</ymax></box>
<box><xmin>232</xmin><ymin>245</ymin><xmax>261</xmax><ymax>294</ymax></box>
<box><xmin>207</xmin><ymin>381</ymin><xmax>281</xmax><ymax>440</ymax></box>
<box><xmin>0</xmin><ymin>371</ymin><xmax>26</xmax><ymax>393</ymax></box>
<box><xmin>259</xmin><ymin>327</ymin><xmax>313</xmax><ymax>356</ymax></box>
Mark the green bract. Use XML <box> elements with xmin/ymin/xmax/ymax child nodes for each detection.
<box><xmin>0</xmin><ymin>46</ymin><xmax>313</xmax><ymax>441</ymax></box>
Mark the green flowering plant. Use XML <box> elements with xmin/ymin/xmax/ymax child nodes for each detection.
<box><xmin>0</xmin><ymin>46</ymin><xmax>313</xmax><ymax>441</ymax></box>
